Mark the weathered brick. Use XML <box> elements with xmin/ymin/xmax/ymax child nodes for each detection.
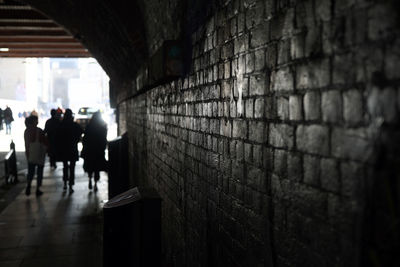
<box><xmin>290</xmin><ymin>32</ymin><xmax>306</xmax><ymax>59</ymax></box>
<box><xmin>303</xmin><ymin>155</ymin><xmax>320</xmax><ymax>187</ymax></box>
<box><xmin>321</xmin><ymin>90</ymin><xmax>342</xmax><ymax>123</ymax></box>
<box><xmin>245</xmin><ymin>98</ymin><xmax>254</xmax><ymax>118</ymax></box>
<box><xmin>288</xmin><ymin>152</ymin><xmax>302</xmax><ymax>182</ymax></box>
<box><xmin>296</xmin><ymin>59</ymin><xmax>330</xmax><ymax>89</ymax></box>
<box><xmin>271</xmin><ymin>67</ymin><xmax>294</xmax><ymax>91</ymax></box>
<box><xmin>249</xmin><ymin>121</ymin><xmax>267</xmax><ymax>143</ymax></box>
<box><xmin>277</xmin><ymin>97</ymin><xmax>289</xmax><ymax>121</ymax></box>
<box><xmin>343</xmin><ymin>89</ymin><xmax>363</xmax><ymax>125</ymax></box>
<box><xmin>289</xmin><ymin>95</ymin><xmax>303</xmax><ymax>121</ymax></box>
<box><xmin>250</xmin><ymin>22</ymin><xmax>270</xmax><ymax>48</ymax></box>
<box><xmin>274</xmin><ymin>149</ymin><xmax>288</xmax><ymax>177</ymax></box>
<box><xmin>269</xmin><ymin>123</ymin><xmax>293</xmax><ymax>149</ymax></box>
<box><xmin>246</xmin><ymin>52</ymin><xmax>255</xmax><ymax>74</ymax></box>
<box><xmin>304</xmin><ymin>91</ymin><xmax>321</xmax><ymax>121</ymax></box>
<box><xmin>233</xmin><ymin>119</ymin><xmax>247</xmax><ymax>139</ymax></box>
<box><xmin>254</xmin><ymin>49</ymin><xmax>265</xmax><ymax>71</ymax></box>
<box><xmin>254</xmin><ymin>98</ymin><xmax>265</xmax><ymax>118</ymax></box>
<box><xmin>296</xmin><ymin>125</ymin><xmax>330</xmax><ymax>156</ymax></box>
<box><xmin>331</xmin><ymin>127</ymin><xmax>372</xmax><ymax>161</ymax></box>
<box><xmin>340</xmin><ymin>161</ymin><xmax>364</xmax><ymax>197</ymax></box>
<box><xmin>320</xmin><ymin>158</ymin><xmax>340</xmax><ymax>193</ymax></box>
<box><xmin>367</xmin><ymin>87</ymin><xmax>398</xmax><ymax>123</ymax></box>
<box><xmin>249</xmin><ymin>73</ymin><xmax>269</xmax><ymax>96</ymax></box>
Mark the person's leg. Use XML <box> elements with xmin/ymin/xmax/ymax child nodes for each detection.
<box><xmin>94</xmin><ymin>171</ymin><xmax>100</xmax><ymax>191</ymax></box>
<box><xmin>26</xmin><ymin>163</ymin><xmax>35</xmax><ymax>195</ymax></box>
<box><xmin>69</xmin><ymin>161</ymin><xmax>75</xmax><ymax>193</ymax></box>
<box><xmin>88</xmin><ymin>171</ymin><xmax>93</xmax><ymax>190</ymax></box>
<box><xmin>63</xmin><ymin>161</ymin><xmax>68</xmax><ymax>190</ymax></box>
<box><xmin>36</xmin><ymin>165</ymin><xmax>44</xmax><ymax>196</ymax></box>
<box><xmin>50</xmin><ymin>155</ymin><xmax>56</xmax><ymax>168</ymax></box>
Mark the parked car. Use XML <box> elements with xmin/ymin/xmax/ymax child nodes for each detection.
<box><xmin>75</xmin><ymin>107</ymin><xmax>100</xmax><ymax>130</ymax></box>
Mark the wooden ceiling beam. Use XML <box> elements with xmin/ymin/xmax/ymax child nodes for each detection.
<box><xmin>0</xmin><ymin>29</ymin><xmax>69</xmax><ymax>36</ymax></box>
<box><xmin>0</xmin><ymin>42</ymin><xmax>85</xmax><ymax>48</ymax></box>
<box><xmin>0</xmin><ymin>36</ymin><xmax>77</xmax><ymax>42</ymax></box>
<box><xmin>0</xmin><ymin>9</ymin><xmax>48</xmax><ymax>20</ymax></box>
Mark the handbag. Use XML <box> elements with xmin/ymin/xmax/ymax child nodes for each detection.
<box><xmin>28</xmin><ymin>129</ymin><xmax>47</xmax><ymax>166</ymax></box>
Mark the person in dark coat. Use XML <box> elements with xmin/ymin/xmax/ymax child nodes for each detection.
<box><xmin>4</xmin><ymin>106</ymin><xmax>14</xmax><ymax>135</ymax></box>
<box><xmin>56</xmin><ymin>108</ymin><xmax>82</xmax><ymax>193</ymax></box>
<box><xmin>44</xmin><ymin>109</ymin><xmax>61</xmax><ymax>169</ymax></box>
<box><xmin>81</xmin><ymin>111</ymin><xmax>107</xmax><ymax>191</ymax></box>
<box><xmin>0</xmin><ymin>108</ymin><xmax>3</xmax><ymax>130</ymax></box>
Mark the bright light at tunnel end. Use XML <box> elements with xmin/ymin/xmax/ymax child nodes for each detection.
<box><xmin>0</xmin><ymin>48</ymin><xmax>9</xmax><ymax>52</ymax></box>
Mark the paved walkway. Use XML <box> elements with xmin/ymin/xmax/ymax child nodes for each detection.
<box><xmin>0</xmin><ymin>160</ymin><xmax>108</xmax><ymax>267</ymax></box>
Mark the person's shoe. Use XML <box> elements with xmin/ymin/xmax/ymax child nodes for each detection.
<box><xmin>69</xmin><ymin>187</ymin><xmax>74</xmax><ymax>194</ymax></box>
<box><xmin>25</xmin><ymin>186</ymin><xmax>31</xmax><ymax>196</ymax></box>
<box><xmin>63</xmin><ymin>182</ymin><xmax>67</xmax><ymax>190</ymax></box>
<box><xmin>94</xmin><ymin>183</ymin><xmax>98</xmax><ymax>192</ymax></box>
<box><xmin>88</xmin><ymin>180</ymin><xmax>92</xmax><ymax>190</ymax></box>
<box><xmin>36</xmin><ymin>190</ymin><xmax>43</xmax><ymax>196</ymax></box>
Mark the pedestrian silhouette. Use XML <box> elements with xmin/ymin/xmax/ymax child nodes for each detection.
<box><xmin>24</xmin><ymin>115</ymin><xmax>48</xmax><ymax>196</ymax></box>
<box><xmin>81</xmin><ymin>111</ymin><xmax>108</xmax><ymax>191</ymax></box>
<box><xmin>0</xmin><ymin>107</ymin><xmax>3</xmax><ymax>131</ymax></box>
<box><xmin>44</xmin><ymin>109</ymin><xmax>61</xmax><ymax>169</ymax></box>
<box><xmin>4</xmin><ymin>105</ymin><xmax>14</xmax><ymax>135</ymax></box>
<box><xmin>56</xmin><ymin>108</ymin><xmax>83</xmax><ymax>193</ymax></box>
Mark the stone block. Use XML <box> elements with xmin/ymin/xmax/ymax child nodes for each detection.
<box><xmin>254</xmin><ymin>98</ymin><xmax>265</xmax><ymax>118</ymax></box>
<box><xmin>277</xmin><ymin>39</ymin><xmax>290</xmax><ymax>65</ymax></box>
<box><xmin>274</xmin><ymin>149</ymin><xmax>288</xmax><ymax>177</ymax></box>
<box><xmin>245</xmin><ymin>98</ymin><xmax>254</xmax><ymax>118</ymax></box>
<box><xmin>271</xmin><ymin>67</ymin><xmax>294</xmax><ymax>91</ymax></box>
<box><xmin>321</xmin><ymin>90</ymin><xmax>342</xmax><ymax>123</ymax></box>
<box><xmin>304</xmin><ymin>91</ymin><xmax>321</xmax><ymax>121</ymax></box>
<box><xmin>303</xmin><ymin>155</ymin><xmax>320</xmax><ymax>187</ymax></box>
<box><xmin>288</xmin><ymin>152</ymin><xmax>302</xmax><ymax>182</ymax></box>
<box><xmin>249</xmin><ymin>73</ymin><xmax>269</xmax><ymax>96</ymax></box>
<box><xmin>289</xmin><ymin>95</ymin><xmax>303</xmax><ymax>121</ymax></box>
<box><xmin>296</xmin><ymin>125</ymin><xmax>329</xmax><ymax>156</ymax></box>
<box><xmin>277</xmin><ymin>97</ymin><xmax>289</xmax><ymax>121</ymax></box>
<box><xmin>367</xmin><ymin>87</ymin><xmax>398</xmax><ymax>124</ymax></box>
<box><xmin>269</xmin><ymin>123</ymin><xmax>293</xmax><ymax>149</ymax></box>
<box><xmin>255</xmin><ymin>49</ymin><xmax>265</xmax><ymax>71</ymax></box>
<box><xmin>249</xmin><ymin>121</ymin><xmax>267</xmax><ymax>143</ymax></box>
<box><xmin>290</xmin><ymin>33</ymin><xmax>305</xmax><ymax>59</ymax></box>
<box><xmin>246</xmin><ymin>52</ymin><xmax>255</xmax><ymax>73</ymax></box>
<box><xmin>340</xmin><ymin>161</ymin><xmax>364</xmax><ymax>197</ymax></box>
<box><xmin>331</xmin><ymin>127</ymin><xmax>372</xmax><ymax>161</ymax></box>
<box><xmin>250</xmin><ymin>22</ymin><xmax>270</xmax><ymax>48</ymax></box>
<box><xmin>234</xmin><ymin>33</ymin><xmax>249</xmax><ymax>55</ymax></box>
<box><xmin>233</xmin><ymin>119</ymin><xmax>248</xmax><ymax>139</ymax></box>
<box><xmin>296</xmin><ymin>59</ymin><xmax>330</xmax><ymax>89</ymax></box>
<box><xmin>320</xmin><ymin>158</ymin><xmax>340</xmax><ymax>193</ymax></box>
<box><xmin>343</xmin><ymin>89</ymin><xmax>363</xmax><ymax>125</ymax></box>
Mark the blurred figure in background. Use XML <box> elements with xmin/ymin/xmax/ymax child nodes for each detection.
<box><xmin>44</xmin><ymin>109</ymin><xmax>61</xmax><ymax>169</ymax></box>
<box><xmin>56</xmin><ymin>109</ymin><xmax>82</xmax><ymax>193</ymax></box>
<box><xmin>4</xmin><ymin>105</ymin><xmax>13</xmax><ymax>135</ymax></box>
<box><xmin>24</xmin><ymin>115</ymin><xmax>48</xmax><ymax>196</ymax></box>
<box><xmin>81</xmin><ymin>111</ymin><xmax>108</xmax><ymax>191</ymax></box>
<box><xmin>0</xmin><ymin>107</ymin><xmax>3</xmax><ymax>131</ymax></box>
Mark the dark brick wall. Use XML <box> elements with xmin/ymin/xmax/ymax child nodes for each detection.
<box><xmin>118</xmin><ymin>0</ymin><xmax>400</xmax><ymax>266</ymax></box>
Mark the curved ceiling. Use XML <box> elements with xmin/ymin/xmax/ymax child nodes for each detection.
<box><xmin>0</xmin><ymin>0</ymin><xmax>90</xmax><ymax>57</ymax></box>
<box><xmin>0</xmin><ymin>0</ymin><xmax>148</xmax><ymax>84</ymax></box>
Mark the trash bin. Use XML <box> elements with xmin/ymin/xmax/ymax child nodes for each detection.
<box><xmin>108</xmin><ymin>132</ymin><xmax>129</xmax><ymax>199</ymax></box>
<box><xmin>103</xmin><ymin>187</ymin><xmax>161</xmax><ymax>267</ymax></box>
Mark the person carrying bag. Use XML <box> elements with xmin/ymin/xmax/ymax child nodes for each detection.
<box><xmin>24</xmin><ymin>115</ymin><xmax>48</xmax><ymax>196</ymax></box>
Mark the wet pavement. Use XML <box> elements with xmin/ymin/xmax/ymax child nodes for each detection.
<box><xmin>0</xmin><ymin>160</ymin><xmax>108</xmax><ymax>267</ymax></box>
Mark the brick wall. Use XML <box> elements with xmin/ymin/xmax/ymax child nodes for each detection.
<box><xmin>119</xmin><ymin>0</ymin><xmax>400</xmax><ymax>266</ymax></box>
